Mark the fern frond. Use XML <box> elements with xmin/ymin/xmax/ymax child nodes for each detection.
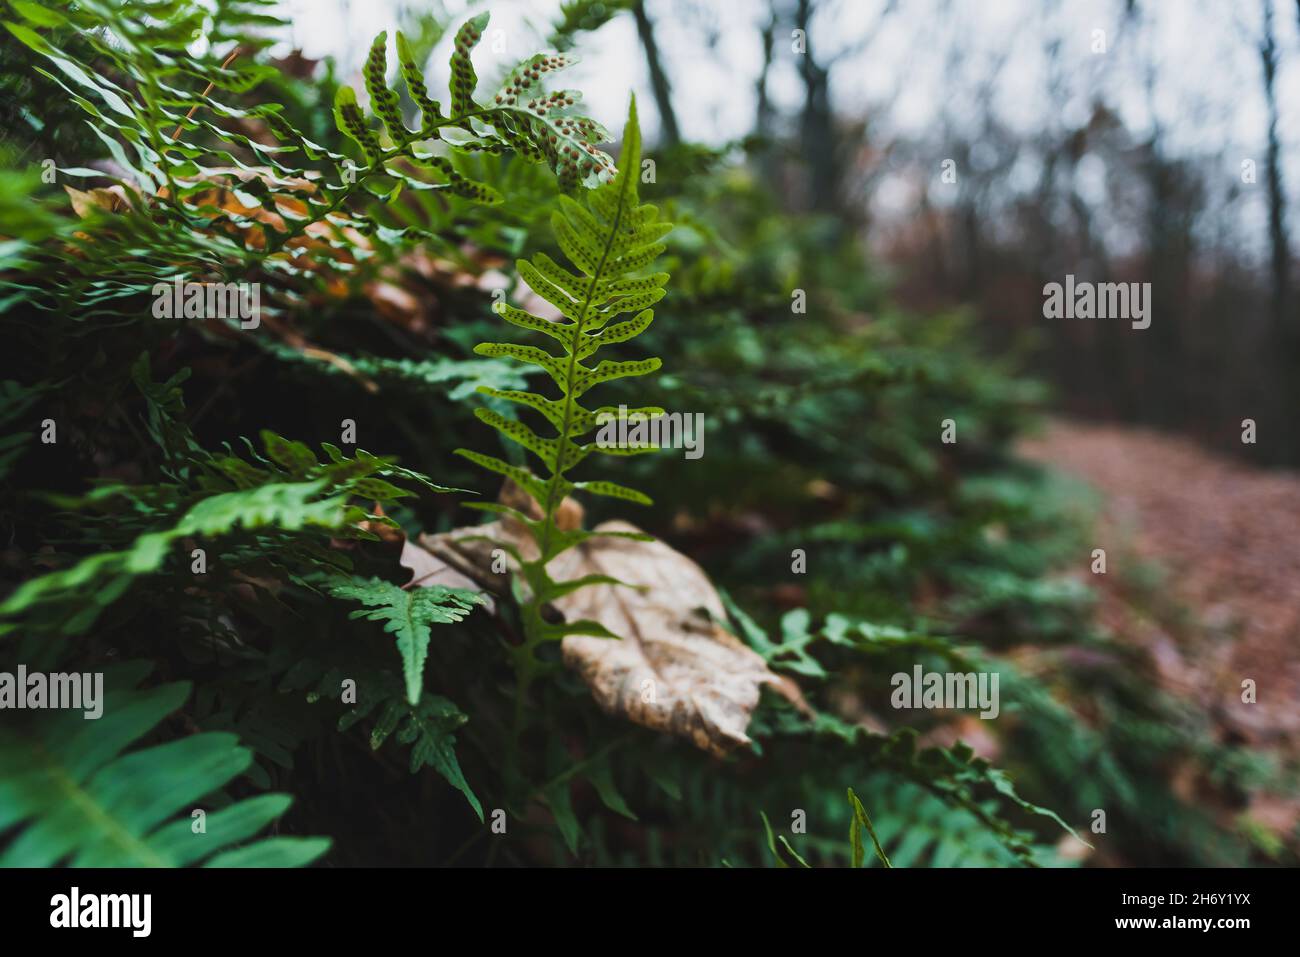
<box><xmin>459</xmin><ymin>96</ymin><xmax>666</xmax><ymax>545</ymax></box>
<box><xmin>326</xmin><ymin>576</ymin><xmax>484</xmax><ymax>705</ymax></box>
<box><xmin>0</xmin><ymin>481</ymin><xmax>350</xmax><ymax>634</ymax></box>
<box><xmin>0</xmin><ymin>473</ymin><xmax>385</xmax><ymax>635</ymax></box>
<box><xmin>327</xmin><ymin>14</ymin><xmax>615</xmax><ymax>203</ymax></box>
<box><xmin>455</xmin><ymin>95</ymin><xmax>670</xmax><ymax>717</ymax></box>
<box><xmin>2</xmin><ymin>4</ymin><xmax>615</xmax><ymax>282</ymax></box>
<box><xmin>847</xmin><ymin>787</ymin><xmax>892</xmax><ymax>867</ymax></box>
<box><xmin>0</xmin><ymin>662</ymin><xmax>329</xmax><ymax>867</ymax></box>
<box><xmin>338</xmin><ymin>690</ymin><xmax>484</xmax><ymax>821</ymax></box>
<box><xmin>0</xmin><ymin>355</ymin><xmax>460</xmax><ymax>637</ymax></box>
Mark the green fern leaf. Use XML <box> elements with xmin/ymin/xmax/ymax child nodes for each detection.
<box><xmin>363</xmin><ymin>32</ymin><xmax>405</xmax><ymax>140</ymax></box>
<box><xmin>333</xmin><ymin>85</ymin><xmax>380</xmax><ymax>161</ymax></box>
<box><xmin>449</xmin><ymin>12</ymin><xmax>489</xmax><ymax>118</ymax></box>
<box><xmin>338</xmin><ymin>687</ymin><xmax>483</xmax><ymax>820</ymax></box>
<box><xmin>327</xmin><ymin>12</ymin><xmax>615</xmax><ymax>202</ymax></box>
<box><xmin>0</xmin><ymin>663</ymin><xmax>328</xmax><ymax>867</ymax></box>
<box><xmin>0</xmin><ymin>482</ymin><xmax>351</xmax><ymax>634</ymax></box>
<box><xmin>847</xmin><ymin>787</ymin><xmax>892</xmax><ymax>868</ymax></box>
<box><xmin>395</xmin><ymin>30</ymin><xmax>443</xmax><ymax>127</ymax></box>
<box><xmin>327</xmin><ymin>576</ymin><xmax>483</xmax><ymax>704</ymax></box>
<box><xmin>458</xmin><ymin>95</ymin><xmax>666</xmax><ymax>538</ymax></box>
<box><xmin>455</xmin><ymin>95</ymin><xmax>671</xmax><ymax>722</ymax></box>
<box><xmin>397</xmin><ymin>696</ymin><xmax>483</xmax><ymax>821</ymax></box>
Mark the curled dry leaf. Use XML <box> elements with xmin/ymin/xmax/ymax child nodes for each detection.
<box><xmin>408</xmin><ymin>489</ymin><xmax>807</xmax><ymax>757</ymax></box>
<box><xmin>549</xmin><ymin>520</ymin><xmax>809</xmax><ymax>756</ymax></box>
<box><xmin>64</xmin><ymin>184</ymin><xmax>133</xmax><ymax>218</ymax></box>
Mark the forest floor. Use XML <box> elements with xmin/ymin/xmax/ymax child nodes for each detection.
<box><xmin>1018</xmin><ymin>419</ymin><xmax>1300</xmax><ymax>845</ymax></box>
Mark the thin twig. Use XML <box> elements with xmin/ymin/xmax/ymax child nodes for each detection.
<box><xmin>171</xmin><ymin>49</ymin><xmax>240</xmax><ymax>141</ymax></box>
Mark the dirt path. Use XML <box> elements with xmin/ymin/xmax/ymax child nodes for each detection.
<box><xmin>1018</xmin><ymin>420</ymin><xmax>1300</xmax><ymax>752</ymax></box>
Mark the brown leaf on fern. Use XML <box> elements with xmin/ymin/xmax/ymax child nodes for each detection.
<box><xmin>549</xmin><ymin>520</ymin><xmax>809</xmax><ymax>757</ymax></box>
<box><xmin>408</xmin><ymin>488</ymin><xmax>807</xmax><ymax>757</ymax></box>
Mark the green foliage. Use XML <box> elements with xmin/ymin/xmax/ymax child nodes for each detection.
<box><xmin>0</xmin><ymin>356</ymin><xmax>451</xmax><ymax>637</ymax></box>
<box><xmin>0</xmin><ymin>379</ymin><xmax>46</xmax><ymax>479</ymax></box>
<box><xmin>334</xmin><ymin>14</ymin><xmax>615</xmax><ymax>195</ymax></box>
<box><xmin>0</xmin><ymin>662</ymin><xmax>329</xmax><ymax>867</ymax></box>
<box><xmin>337</xmin><ymin>684</ymin><xmax>483</xmax><ymax>820</ymax></box>
<box><xmin>0</xmin><ymin>2</ymin><xmax>613</xmax><ymax>328</ymax></box>
<box><xmin>760</xmin><ymin>809</ymin><xmax>809</xmax><ymax>868</ymax></box>
<box><xmin>0</xmin><ymin>479</ymin><xmax>349</xmax><ymax>634</ymax></box>
<box><xmin>846</xmin><ymin>779</ymin><xmax>1057</xmax><ymax>868</ymax></box>
<box><xmin>456</xmin><ymin>96</ymin><xmax>671</xmax><ymax>713</ymax></box>
<box><xmin>326</xmin><ymin>576</ymin><xmax>483</xmax><ymax>704</ymax></box>
<box><xmin>550</xmin><ymin>0</ymin><xmax>635</xmax><ymax>51</ymax></box>
<box><xmin>848</xmin><ymin>787</ymin><xmax>891</xmax><ymax>867</ymax></box>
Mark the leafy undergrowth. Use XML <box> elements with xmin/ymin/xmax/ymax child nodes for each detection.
<box><xmin>0</xmin><ymin>0</ymin><xmax>1287</xmax><ymax>867</ymax></box>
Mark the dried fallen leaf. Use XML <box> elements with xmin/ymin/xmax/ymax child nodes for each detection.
<box><xmin>64</xmin><ymin>185</ymin><xmax>132</xmax><ymax>218</ymax></box>
<box><xmin>401</xmin><ymin>533</ymin><xmax>490</xmax><ymax>604</ymax></box>
<box><xmin>550</xmin><ymin>520</ymin><xmax>808</xmax><ymax>756</ymax></box>
<box><xmin>410</xmin><ymin>490</ymin><xmax>806</xmax><ymax>757</ymax></box>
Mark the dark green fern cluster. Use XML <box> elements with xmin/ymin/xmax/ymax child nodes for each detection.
<box><xmin>0</xmin><ymin>0</ymin><xmax>646</xmax><ymax>866</ymax></box>
<box><xmin>0</xmin><ymin>1</ymin><xmax>615</xmax><ymax>330</ymax></box>
<box><xmin>0</xmin><ymin>355</ymin><xmax>477</xmax><ymax>695</ymax></box>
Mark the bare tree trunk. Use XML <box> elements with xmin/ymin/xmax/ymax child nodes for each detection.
<box><xmin>631</xmin><ymin>0</ymin><xmax>680</xmax><ymax>147</ymax></box>
<box><xmin>1259</xmin><ymin>0</ymin><xmax>1291</xmax><ymax>333</ymax></box>
<box><xmin>753</xmin><ymin>9</ymin><xmax>781</xmax><ymax>190</ymax></box>
<box><xmin>755</xmin><ymin>9</ymin><xmax>778</xmax><ymax>138</ymax></box>
<box><xmin>794</xmin><ymin>0</ymin><xmax>838</xmax><ymax>215</ymax></box>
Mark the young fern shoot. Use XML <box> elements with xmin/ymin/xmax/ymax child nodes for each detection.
<box><xmin>455</xmin><ymin>97</ymin><xmax>672</xmax><ymax>715</ymax></box>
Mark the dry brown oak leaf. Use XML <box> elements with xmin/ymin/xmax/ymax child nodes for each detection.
<box><xmin>406</xmin><ymin>491</ymin><xmax>806</xmax><ymax>757</ymax></box>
